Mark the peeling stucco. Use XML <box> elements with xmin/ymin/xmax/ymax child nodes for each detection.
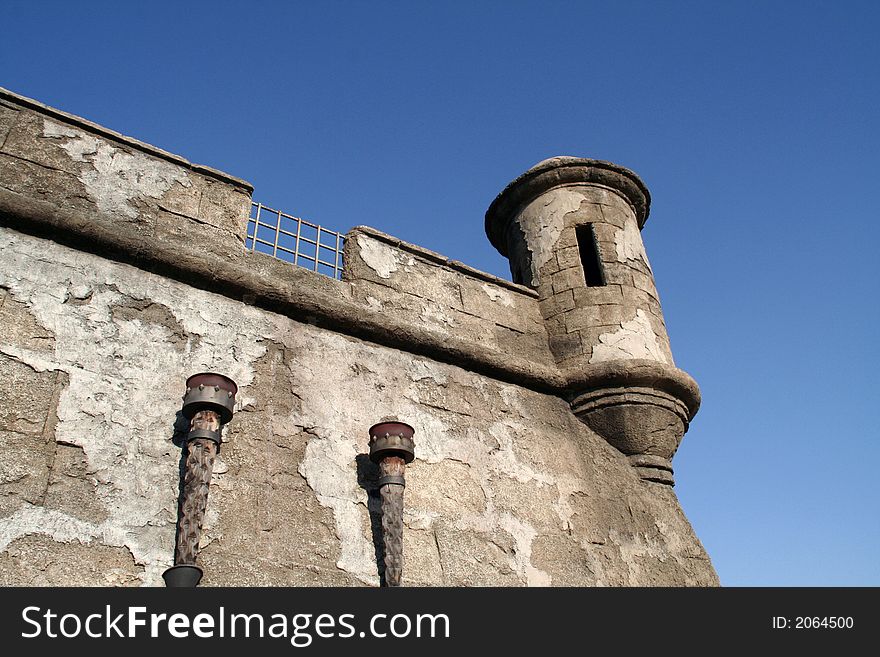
<box><xmin>419</xmin><ymin>299</ymin><xmax>457</xmax><ymax>329</ymax></box>
<box><xmin>615</xmin><ymin>218</ymin><xmax>652</xmax><ymax>270</ymax></box>
<box><xmin>357</xmin><ymin>234</ymin><xmax>400</xmax><ymax>279</ymax></box>
<box><xmin>0</xmin><ymin>227</ymin><xmax>269</xmax><ymax>584</ymax></box>
<box><xmin>42</xmin><ymin>119</ymin><xmax>192</xmax><ymax>220</ymax></box>
<box><xmin>299</xmin><ymin>430</ymin><xmax>375</xmax><ymax>583</ymax></box>
<box><xmin>589</xmin><ymin>309</ymin><xmax>669</xmax><ymax>364</ymax></box>
<box><xmin>292</xmin><ymin>326</ymin><xmax>603</xmax><ymax>586</ymax></box>
<box><xmin>481</xmin><ymin>283</ymin><xmax>514</xmax><ymax>307</ymax></box>
<box><xmin>516</xmin><ymin>188</ymin><xmax>584</xmax><ymax>285</ymax></box>
<box><xmin>0</xmin><ymin>504</ymin><xmax>101</xmax><ymax>551</ymax></box>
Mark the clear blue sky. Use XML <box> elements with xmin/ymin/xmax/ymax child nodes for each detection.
<box><xmin>3</xmin><ymin>1</ymin><xmax>878</xmax><ymax>586</ymax></box>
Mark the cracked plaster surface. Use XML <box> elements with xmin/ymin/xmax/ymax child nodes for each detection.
<box><xmin>590</xmin><ymin>309</ymin><xmax>670</xmax><ymax>364</ymax></box>
<box><xmin>357</xmin><ymin>234</ymin><xmax>411</xmax><ymax>279</ymax></box>
<box><xmin>42</xmin><ymin>119</ymin><xmax>192</xmax><ymax>220</ymax></box>
<box><xmin>615</xmin><ymin>219</ymin><xmax>653</xmax><ymax>270</ymax></box>
<box><xmin>0</xmin><ymin>227</ymin><xmax>266</xmax><ymax>585</ymax></box>
<box><xmin>516</xmin><ymin>188</ymin><xmax>584</xmax><ymax>286</ymax></box>
<box><xmin>480</xmin><ymin>283</ymin><xmax>514</xmax><ymax>307</ymax></box>
<box><xmin>0</xmin><ymin>226</ymin><xmax>714</xmax><ymax>586</ymax></box>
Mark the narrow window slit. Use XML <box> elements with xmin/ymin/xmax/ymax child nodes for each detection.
<box><xmin>576</xmin><ymin>223</ymin><xmax>606</xmax><ymax>287</ymax></box>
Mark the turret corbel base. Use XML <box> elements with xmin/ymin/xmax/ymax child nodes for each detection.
<box><xmin>568</xmin><ymin>361</ymin><xmax>699</xmax><ymax>486</ymax></box>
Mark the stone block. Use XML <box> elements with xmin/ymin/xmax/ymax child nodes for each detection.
<box><xmin>554</xmin><ymin>224</ymin><xmax>578</xmax><ymax>251</ymax></box>
<box><xmin>565</xmin><ymin>304</ymin><xmax>633</xmax><ymax>333</ymax></box>
<box><xmin>555</xmin><ymin>289</ymin><xmax>576</xmax><ymax>312</ymax></box>
<box><xmin>556</xmin><ymin>245</ymin><xmax>581</xmax><ymax>270</ymax></box>
<box><xmin>401</xmin><ymin>529</ymin><xmax>445</xmax><ymax>585</ymax></box>
<box><xmin>597</xmin><ymin>188</ymin><xmax>636</xmax><ymax>215</ymax></box>
<box><xmin>0</xmin><ymin>100</ymin><xmax>20</xmax><ymax>149</ymax></box>
<box><xmin>349</xmin><ymin>233</ymin><xmax>465</xmax><ymax>311</ymax></box>
<box><xmin>406</xmin><ymin>460</ymin><xmax>486</xmax><ymax>517</ymax></box>
<box><xmin>197</xmin><ymin>179</ymin><xmax>251</xmax><ymax>239</ymax></box>
<box><xmin>433</xmin><ymin>522</ymin><xmax>522</xmax><ymax>586</ymax></box>
<box><xmin>621</xmin><ymin>284</ymin><xmax>662</xmax><ymax>311</ymax></box>
<box><xmin>598</xmin><ymin>202</ymin><xmax>632</xmax><ymax>228</ymax></box>
<box><xmin>459</xmin><ymin>278</ymin><xmax>543</xmax><ymax>335</ymax></box>
<box><xmin>542</xmin><ymin>313</ymin><xmax>566</xmax><ymax>336</ymax></box>
<box><xmin>548</xmin><ymin>332</ymin><xmax>583</xmax><ymax>361</ymax></box>
<box><xmin>537</xmin><ymin>296</ymin><xmax>556</xmax><ymax>320</ymax></box>
<box><xmin>591</xmin><ymin>222</ymin><xmax>619</xmax><ymax>243</ymax></box>
<box><xmin>630</xmin><ymin>270</ymin><xmax>660</xmax><ymax>299</ymax></box>
<box><xmin>0</xmin><ymin>535</ymin><xmax>142</xmax><ymax>586</ymax></box>
<box><xmin>494</xmin><ymin>325</ymin><xmax>553</xmax><ymax>364</ymax></box>
<box><xmin>538</xmin><ymin>252</ymin><xmax>562</xmax><ymax>279</ymax></box>
<box><xmin>573</xmin><ymin>284</ymin><xmax>623</xmax><ymax>306</ymax></box>
<box><xmin>551</xmin><ymin>266</ymin><xmax>584</xmax><ymax>295</ymax></box>
<box><xmin>578</xmin><ymin>326</ymin><xmax>610</xmax><ymax>351</ymax></box>
<box><xmin>156</xmin><ymin>175</ymin><xmax>202</xmax><ymax>219</ymax></box>
<box><xmin>44</xmin><ymin>444</ymin><xmax>107</xmax><ymax>524</ymax></box>
<box><xmin>600</xmin><ymin>303</ymin><xmax>632</xmax><ymax>326</ymax></box>
<box><xmin>575</xmin><ymin>186</ymin><xmax>619</xmax><ymax>207</ymax></box>
<box><xmin>538</xmin><ymin>289</ymin><xmax>575</xmax><ymax>320</ymax></box>
<box><xmin>0</xmin><ymin>291</ymin><xmax>55</xmax><ymax>352</ymax></box>
<box><xmin>555</xmin><ymin>353</ymin><xmax>590</xmax><ymax>373</ymax></box>
<box><xmin>195</xmin><ymin>549</ymin><xmax>365</xmax><ymax>587</ymax></box>
<box><xmin>596</xmin><ymin>239</ymin><xmax>617</xmax><ymax>263</ymax></box>
<box><xmin>492</xmin><ymin>479</ymin><xmax>560</xmax><ymax>530</ymax></box>
<box><xmin>0</xmin><ymin>355</ymin><xmax>59</xmax><ymax>435</ymax></box>
<box><xmin>625</xmin><ymin>256</ymin><xmax>653</xmax><ymax>277</ymax></box>
<box><xmin>0</xmin><ymin>152</ymin><xmax>93</xmax><ymax>215</ymax></box>
<box><xmin>601</xmin><ymin>262</ymin><xmax>633</xmax><ymax>286</ymax></box>
<box><xmin>0</xmin><ymin>430</ymin><xmax>53</xmax><ymax>516</ymax></box>
<box><xmin>564</xmin><ymin>306</ymin><xmax>601</xmax><ymax>332</ymax></box>
<box><xmin>1</xmin><ymin>110</ymin><xmax>83</xmax><ymax>175</ymax></box>
<box><xmin>211</xmin><ymin>477</ymin><xmax>342</xmax><ymax>571</ymax></box>
<box><xmin>531</xmin><ymin>534</ymin><xmax>595</xmax><ymax>586</ymax></box>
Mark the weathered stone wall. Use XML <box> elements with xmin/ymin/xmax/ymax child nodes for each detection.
<box><xmin>0</xmin><ymin>91</ymin><xmax>252</xmax><ymax>243</ymax></box>
<box><xmin>0</xmin><ymin>88</ymin><xmax>717</xmax><ymax>586</ymax></box>
<box><xmin>346</xmin><ymin>228</ymin><xmax>553</xmax><ymax>369</ymax></box>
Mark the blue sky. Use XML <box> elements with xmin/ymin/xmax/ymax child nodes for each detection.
<box><xmin>3</xmin><ymin>1</ymin><xmax>878</xmax><ymax>586</ymax></box>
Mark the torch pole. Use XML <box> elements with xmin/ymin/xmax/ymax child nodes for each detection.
<box><xmin>369</xmin><ymin>421</ymin><xmax>415</xmax><ymax>587</ymax></box>
<box><xmin>163</xmin><ymin>373</ymin><xmax>237</xmax><ymax>587</ymax></box>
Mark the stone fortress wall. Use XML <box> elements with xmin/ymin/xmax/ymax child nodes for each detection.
<box><xmin>0</xmin><ymin>88</ymin><xmax>717</xmax><ymax>586</ymax></box>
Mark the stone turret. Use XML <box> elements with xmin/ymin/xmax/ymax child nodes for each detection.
<box><xmin>486</xmin><ymin>157</ymin><xmax>701</xmax><ymax>485</ymax></box>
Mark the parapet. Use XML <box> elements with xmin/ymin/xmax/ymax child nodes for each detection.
<box><xmin>0</xmin><ymin>86</ymin><xmax>561</xmax><ymax>391</ymax></box>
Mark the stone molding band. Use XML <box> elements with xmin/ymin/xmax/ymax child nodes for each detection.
<box><xmin>377</xmin><ymin>475</ymin><xmax>406</xmax><ymax>487</ymax></box>
<box><xmin>485</xmin><ymin>156</ymin><xmax>652</xmax><ymax>257</ymax></box>
<box><xmin>186</xmin><ymin>428</ymin><xmax>222</xmax><ymax>445</ymax></box>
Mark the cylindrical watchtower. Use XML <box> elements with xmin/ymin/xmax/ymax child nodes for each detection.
<box><xmin>486</xmin><ymin>157</ymin><xmax>700</xmax><ymax>485</ymax></box>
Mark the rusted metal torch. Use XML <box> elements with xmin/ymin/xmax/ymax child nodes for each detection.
<box><xmin>369</xmin><ymin>420</ymin><xmax>415</xmax><ymax>587</ymax></box>
<box><xmin>163</xmin><ymin>372</ymin><xmax>237</xmax><ymax>587</ymax></box>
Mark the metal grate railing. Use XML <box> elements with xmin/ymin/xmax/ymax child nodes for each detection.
<box><xmin>246</xmin><ymin>202</ymin><xmax>345</xmax><ymax>279</ymax></box>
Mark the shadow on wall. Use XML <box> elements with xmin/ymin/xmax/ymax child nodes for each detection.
<box><xmin>169</xmin><ymin>410</ymin><xmax>190</xmax><ymax>570</ymax></box>
<box><xmin>355</xmin><ymin>453</ymin><xmax>386</xmax><ymax>587</ymax></box>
